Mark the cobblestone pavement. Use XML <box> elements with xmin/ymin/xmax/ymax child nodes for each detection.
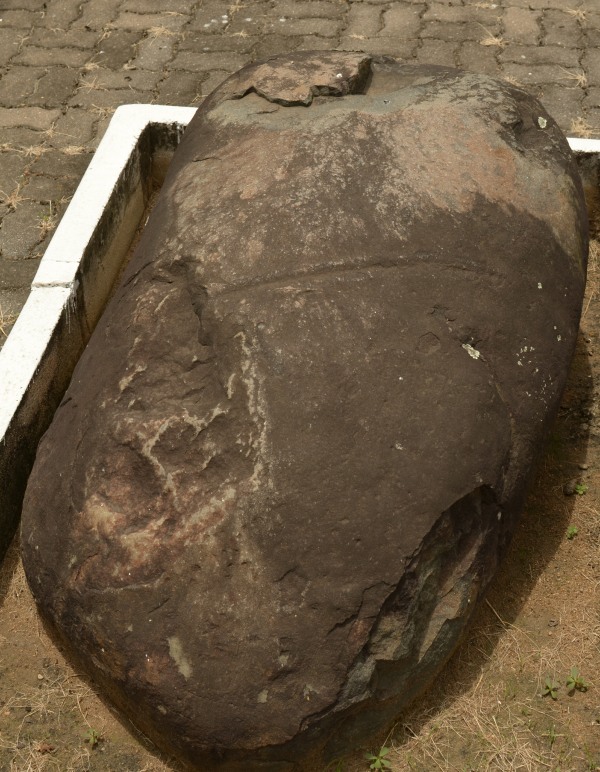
<box><xmin>0</xmin><ymin>0</ymin><xmax>597</xmax><ymax>342</ymax></box>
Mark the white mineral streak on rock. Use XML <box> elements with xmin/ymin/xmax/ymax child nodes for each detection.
<box><xmin>118</xmin><ymin>363</ymin><xmax>147</xmax><ymax>393</ymax></box>
<box><xmin>168</xmin><ymin>636</ymin><xmax>193</xmax><ymax>679</ymax></box>
<box><xmin>234</xmin><ymin>330</ymin><xmax>270</xmax><ymax>491</ymax></box>
<box><xmin>188</xmin><ymin>485</ymin><xmax>236</xmax><ymax>528</ymax></box>
<box><xmin>461</xmin><ymin>343</ymin><xmax>481</xmax><ymax>360</ymax></box>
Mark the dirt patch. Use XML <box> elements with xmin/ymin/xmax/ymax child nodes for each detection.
<box><xmin>1</xmin><ymin>248</ymin><xmax>599</xmax><ymax>772</ymax></box>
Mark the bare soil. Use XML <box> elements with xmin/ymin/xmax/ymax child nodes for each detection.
<box><xmin>0</xmin><ymin>245</ymin><xmax>599</xmax><ymax>772</ymax></box>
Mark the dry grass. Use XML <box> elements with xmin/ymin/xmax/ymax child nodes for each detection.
<box><xmin>228</xmin><ymin>0</ymin><xmax>248</xmax><ymax>15</ymax></box>
<box><xmin>375</xmin><ymin>584</ymin><xmax>600</xmax><ymax>770</ymax></box>
<box><xmin>565</xmin><ymin>7</ymin><xmax>587</xmax><ymax>21</ymax></box>
<box><xmin>0</xmin><ymin>184</ymin><xmax>27</xmax><ymax>211</ymax></box>
<box><xmin>582</xmin><ymin>239</ymin><xmax>599</xmax><ymax>319</ymax></box>
<box><xmin>570</xmin><ymin>116</ymin><xmax>595</xmax><ymax>138</ymax></box>
<box><xmin>62</xmin><ymin>146</ymin><xmax>87</xmax><ymax>156</ymax></box>
<box><xmin>89</xmin><ymin>104</ymin><xmax>115</xmax><ymax>120</ymax></box>
<box><xmin>478</xmin><ymin>25</ymin><xmax>507</xmax><ymax>48</ymax></box>
<box><xmin>0</xmin><ymin>306</ymin><xmax>16</xmax><ymax>339</ymax></box>
<box><xmin>82</xmin><ymin>60</ymin><xmax>100</xmax><ymax>73</ymax></box>
<box><xmin>21</xmin><ymin>145</ymin><xmax>50</xmax><ymax>159</ymax></box>
<box><xmin>37</xmin><ymin>204</ymin><xmax>57</xmax><ymax>239</ymax></box>
<box><xmin>559</xmin><ymin>66</ymin><xmax>588</xmax><ymax>89</ymax></box>
<box><xmin>147</xmin><ymin>26</ymin><xmax>178</xmax><ymax>38</ymax></box>
<box><xmin>503</xmin><ymin>74</ymin><xmax>524</xmax><ymax>89</ymax></box>
<box><xmin>77</xmin><ymin>76</ymin><xmax>106</xmax><ymax>93</ymax></box>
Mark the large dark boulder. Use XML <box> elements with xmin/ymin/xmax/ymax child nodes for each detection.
<box><xmin>21</xmin><ymin>54</ymin><xmax>587</xmax><ymax>770</ymax></box>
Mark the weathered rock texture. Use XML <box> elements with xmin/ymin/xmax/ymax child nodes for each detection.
<box><xmin>21</xmin><ymin>54</ymin><xmax>588</xmax><ymax>770</ymax></box>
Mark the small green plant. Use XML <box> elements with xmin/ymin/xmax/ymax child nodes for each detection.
<box><xmin>575</xmin><ymin>483</ymin><xmax>588</xmax><ymax>495</ymax></box>
<box><xmin>325</xmin><ymin>760</ymin><xmax>344</xmax><ymax>771</ymax></box>
<box><xmin>566</xmin><ymin>667</ymin><xmax>588</xmax><ymax>693</ymax></box>
<box><xmin>83</xmin><ymin>728</ymin><xmax>103</xmax><ymax>748</ymax></box>
<box><xmin>566</xmin><ymin>525</ymin><xmax>579</xmax><ymax>540</ymax></box>
<box><xmin>365</xmin><ymin>745</ymin><xmax>392</xmax><ymax>770</ymax></box>
<box><xmin>546</xmin><ymin>724</ymin><xmax>559</xmax><ymax>747</ymax></box>
<box><xmin>542</xmin><ymin>677</ymin><xmax>559</xmax><ymax>700</ymax></box>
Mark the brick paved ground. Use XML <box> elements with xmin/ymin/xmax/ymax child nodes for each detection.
<box><xmin>0</xmin><ymin>0</ymin><xmax>596</xmax><ymax>342</ymax></box>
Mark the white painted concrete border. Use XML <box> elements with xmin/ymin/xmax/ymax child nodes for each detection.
<box><xmin>0</xmin><ymin>104</ymin><xmax>195</xmax><ymax>439</ymax></box>
<box><xmin>567</xmin><ymin>138</ymin><xmax>600</xmax><ymax>154</ymax></box>
<box><xmin>0</xmin><ymin>104</ymin><xmax>195</xmax><ymax>550</ymax></box>
<box><xmin>0</xmin><ymin>118</ymin><xmax>596</xmax><ymax>550</ymax></box>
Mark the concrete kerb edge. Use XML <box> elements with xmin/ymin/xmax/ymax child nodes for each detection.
<box><xmin>0</xmin><ymin>103</ymin><xmax>196</xmax><ymax>437</ymax></box>
<box><xmin>0</xmin><ymin>104</ymin><xmax>195</xmax><ymax>550</ymax></box>
<box><xmin>0</xmin><ymin>111</ymin><xmax>597</xmax><ymax>543</ymax></box>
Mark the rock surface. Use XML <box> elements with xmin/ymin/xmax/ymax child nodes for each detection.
<box><xmin>21</xmin><ymin>54</ymin><xmax>587</xmax><ymax>770</ymax></box>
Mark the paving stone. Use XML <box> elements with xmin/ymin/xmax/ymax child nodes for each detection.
<box><xmin>585</xmin><ymin>109</ymin><xmax>600</xmax><ymax>134</ymax></box>
<box><xmin>0</xmin><ymin>29</ymin><xmax>23</xmax><ymax>65</ymax></box>
<box><xmin>68</xmin><ymin>88</ymin><xmax>152</xmax><ymax>111</ymax></box>
<box><xmin>252</xmin><ymin>34</ymin><xmax>302</xmax><ymax>59</ymax></box>
<box><xmin>0</xmin><ymin>153</ymin><xmax>29</xmax><ymax>195</ymax></box>
<box><xmin>271</xmin><ymin>1</ymin><xmax>345</xmax><ymax>19</ymax></box>
<box><xmin>43</xmin><ymin>0</ymin><xmax>81</xmax><ymax>28</ymax></box>
<box><xmin>72</xmin><ymin>0</ymin><xmax>121</xmax><ymax>30</ymax></box>
<box><xmin>80</xmin><ymin>67</ymin><xmax>160</xmax><ymax>91</ymax></box>
<box><xmin>131</xmin><ymin>35</ymin><xmax>177</xmax><ymax>71</ymax></box>
<box><xmin>188</xmin><ymin>2</ymin><xmax>241</xmax><ymax>32</ymax></box>
<box><xmin>0</xmin><ymin>0</ymin><xmax>44</xmax><ymax>9</ymax></box>
<box><xmin>169</xmin><ymin>51</ymin><xmax>247</xmax><ymax>72</ymax></box>
<box><xmin>500</xmin><ymin>44</ymin><xmax>580</xmax><ymax>68</ymax></box>
<box><xmin>0</xmin><ymin>201</ymin><xmax>49</xmax><ymax>259</ymax></box>
<box><xmin>22</xmin><ymin>173</ymin><xmax>75</xmax><ymax>203</ymax></box>
<box><xmin>416</xmin><ymin>39</ymin><xmax>459</xmax><ymax>67</ymax></box>
<box><xmin>501</xmin><ymin>62</ymin><xmax>565</xmax><ymax>88</ymax></box>
<box><xmin>0</xmin><ymin>107</ymin><xmax>61</xmax><ymax>130</ymax></box>
<box><xmin>0</xmin><ymin>288</ymin><xmax>29</xmax><ymax>337</ymax></box>
<box><xmin>156</xmin><ymin>71</ymin><xmax>201</xmax><ymax>105</ymax></box>
<box><xmin>582</xmin><ymin>49</ymin><xmax>600</xmax><ymax>86</ymax></box>
<box><xmin>423</xmin><ymin>3</ymin><xmax>501</xmax><ymax>25</ymax></box>
<box><xmin>586</xmin><ymin>28</ymin><xmax>600</xmax><ymax>49</ymax></box>
<box><xmin>0</xmin><ymin>257</ymin><xmax>39</xmax><ymax>291</ymax></box>
<box><xmin>0</xmin><ymin>67</ymin><xmax>45</xmax><ymax>106</ymax></box>
<box><xmin>266</xmin><ymin>17</ymin><xmax>341</xmax><ymax>36</ymax></box>
<box><xmin>458</xmin><ymin>40</ymin><xmax>502</xmax><ymax>77</ymax></box>
<box><xmin>421</xmin><ymin>21</ymin><xmax>501</xmax><ymax>43</ymax></box>
<box><xmin>297</xmin><ymin>35</ymin><xmax>342</xmax><ymax>51</ymax></box>
<box><xmin>30</xmin><ymin>151</ymin><xmax>92</xmax><ymax>179</ymax></box>
<box><xmin>90</xmin><ymin>115</ymin><xmax>113</xmax><ymax>148</ymax></box>
<box><xmin>542</xmin><ymin>9</ymin><xmax>583</xmax><ymax>48</ymax></box>
<box><xmin>198</xmin><ymin>70</ymin><xmax>230</xmax><ymax>98</ymax></box>
<box><xmin>539</xmin><ymin>83</ymin><xmax>584</xmax><ymax>128</ymax></box>
<box><xmin>50</xmin><ymin>109</ymin><xmax>97</xmax><ymax>149</ymax></box>
<box><xmin>0</xmin><ymin>129</ymin><xmax>48</xmax><ymax>148</ymax></box>
<box><xmin>344</xmin><ymin>4</ymin><xmax>383</xmax><ymax>38</ymax></box>
<box><xmin>506</xmin><ymin>0</ymin><xmax>585</xmax><ymax>8</ymax></box>
<box><xmin>26</xmin><ymin>69</ymin><xmax>79</xmax><ymax>108</ymax></box>
<box><xmin>95</xmin><ymin>30</ymin><xmax>144</xmax><ymax>68</ymax></box>
<box><xmin>29</xmin><ymin>28</ymin><xmax>99</xmax><ymax>49</ymax></box>
<box><xmin>502</xmin><ymin>7</ymin><xmax>541</xmax><ymax>46</ymax></box>
<box><xmin>13</xmin><ymin>46</ymin><xmax>90</xmax><ymax>68</ymax></box>
<box><xmin>113</xmin><ymin>11</ymin><xmax>189</xmax><ymax>30</ymax></box>
<box><xmin>178</xmin><ymin>33</ymin><xmax>259</xmax><ymax>54</ymax></box>
<box><xmin>122</xmin><ymin>0</ymin><xmax>191</xmax><ymax>11</ymax></box>
<box><xmin>583</xmin><ymin>86</ymin><xmax>600</xmax><ymax>110</ymax></box>
<box><xmin>222</xmin><ymin>15</ymin><xmax>269</xmax><ymax>36</ymax></box>
<box><xmin>0</xmin><ymin>10</ymin><xmax>38</xmax><ymax>26</ymax></box>
<box><xmin>380</xmin><ymin>5</ymin><xmax>424</xmax><ymax>38</ymax></box>
<box><xmin>336</xmin><ymin>37</ymin><xmax>417</xmax><ymax>58</ymax></box>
